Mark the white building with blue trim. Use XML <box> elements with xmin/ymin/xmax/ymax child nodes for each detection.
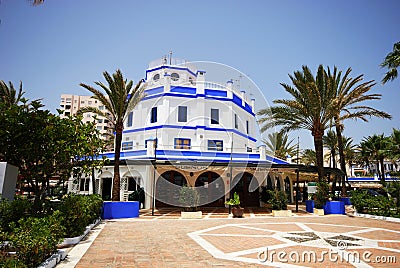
<box><xmin>68</xmin><ymin>57</ymin><xmax>336</xmax><ymax>209</ymax></box>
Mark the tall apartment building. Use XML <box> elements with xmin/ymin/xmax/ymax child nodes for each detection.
<box><xmin>59</xmin><ymin>94</ymin><xmax>113</xmax><ymax>140</ymax></box>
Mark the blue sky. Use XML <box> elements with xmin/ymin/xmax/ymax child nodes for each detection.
<box><xmin>0</xmin><ymin>0</ymin><xmax>399</xmax><ymax>149</ymax></box>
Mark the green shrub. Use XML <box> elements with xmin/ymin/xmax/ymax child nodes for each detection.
<box><xmin>267</xmin><ymin>189</ymin><xmax>288</xmax><ymax>210</ymax></box>
<box><xmin>179</xmin><ymin>185</ymin><xmax>199</xmax><ymax>212</ymax></box>
<box><xmin>10</xmin><ymin>210</ymin><xmax>65</xmax><ymax>268</ymax></box>
<box><xmin>58</xmin><ymin>194</ymin><xmax>103</xmax><ymax>238</ymax></box>
<box><xmin>351</xmin><ymin>189</ymin><xmax>399</xmax><ymax>217</ymax></box>
<box><xmin>58</xmin><ymin>194</ymin><xmax>91</xmax><ymax>237</ymax></box>
<box><xmin>314</xmin><ymin>180</ymin><xmax>329</xmax><ymax>209</ymax></box>
<box><xmin>0</xmin><ymin>197</ymin><xmax>32</xmax><ymax>233</ymax></box>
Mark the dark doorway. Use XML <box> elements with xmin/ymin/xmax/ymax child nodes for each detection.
<box><xmin>284</xmin><ymin>177</ymin><xmax>291</xmax><ymax>203</ymax></box>
<box><xmin>101</xmin><ymin>177</ymin><xmax>112</xmax><ymax>201</ymax></box>
<box><xmin>156</xmin><ymin>170</ymin><xmax>187</xmax><ymax>208</ymax></box>
<box><xmin>231</xmin><ymin>172</ymin><xmax>259</xmax><ymax>207</ymax></box>
<box><xmin>195</xmin><ymin>172</ymin><xmax>225</xmax><ymax>207</ymax></box>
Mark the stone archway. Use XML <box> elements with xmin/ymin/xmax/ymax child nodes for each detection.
<box><xmin>231</xmin><ymin>172</ymin><xmax>259</xmax><ymax>207</ymax></box>
<box><xmin>155</xmin><ymin>170</ymin><xmax>188</xmax><ymax>208</ymax></box>
<box><xmin>195</xmin><ymin>171</ymin><xmax>225</xmax><ymax>207</ymax></box>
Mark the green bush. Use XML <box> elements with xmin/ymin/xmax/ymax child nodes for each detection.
<box><xmin>179</xmin><ymin>185</ymin><xmax>199</xmax><ymax>212</ymax></box>
<box><xmin>314</xmin><ymin>180</ymin><xmax>330</xmax><ymax>209</ymax></box>
<box><xmin>0</xmin><ymin>197</ymin><xmax>32</xmax><ymax>233</ymax></box>
<box><xmin>267</xmin><ymin>189</ymin><xmax>288</xmax><ymax>210</ymax></box>
<box><xmin>10</xmin><ymin>210</ymin><xmax>65</xmax><ymax>268</ymax></box>
<box><xmin>58</xmin><ymin>194</ymin><xmax>103</xmax><ymax>238</ymax></box>
<box><xmin>351</xmin><ymin>189</ymin><xmax>399</xmax><ymax>217</ymax></box>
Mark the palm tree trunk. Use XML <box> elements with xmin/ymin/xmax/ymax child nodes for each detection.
<box><xmin>112</xmin><ymin>123</ymin><xmax>123</xmax><ymax>201</ymax></box>
<box><xmin>331</xmin><ymin>149</ymin><xmax>336</xmax><ymax>168</ymax></box>
<box><xmin>313</xmin><ymin>134</ymin><xmax>324</xmax><ymax>182</ymax></box>
<box><xmin>335</xmin><ymin>121</ymin><xmax>348</xmax><ymax>196</ymax></box>
<box><xmin>379</xmin><ymin>157</ymin><xmax>386</xmax><ymax>186</ymax></box>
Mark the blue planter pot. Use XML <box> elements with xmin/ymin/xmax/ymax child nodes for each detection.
<box><xmin>324</xmin><ymin>201</ymin><xmax>345</xmax><ymax>215</ymax></box>
<box><xmin>339</xmin><ymin>197</ymin><xmax>351</xmax><ymax>205</ymax></box>
<box><xmin>102</xmin><ymin>201</ymin><xmax>140</xmax><ymax>219</ymax></box>
<box><xmin>305</xmin><ymin>200</ymin><xmax>314</xmax><ymax>213</ymax></box>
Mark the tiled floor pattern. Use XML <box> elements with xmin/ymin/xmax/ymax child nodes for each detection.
<box><xmin>189</xmin><ymin>221</ymin><xmax>400</xmax><ymax>267</ymax></box>
<box><xmin>74</xmin><ymin>214</ymin><xmax>400</xmax><ymax>267</ymax></box>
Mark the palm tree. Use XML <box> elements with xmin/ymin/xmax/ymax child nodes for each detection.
<box><xmin>323</xmin><ymin>130</ymin><xmax>338</xmax><ymax>168</ymax></box>
<box><xmin>258</xmin><ymin>65</ymin><xmax>336</xmax><ymax>181</ymax></box>
<box><xmin>262</xmin><ymin>131</ymin><xmax>297</xmax><ymax>160</ymax></box>
<box><xmin>381</xmin><ymin>41</ymin><xmax>400</xmax><ymax>85</ymax></box>
<box><xmin>326</xmin><ymin>66</ymin><xmax>391</xmax><ymax>194</ymax></box>
<box><xmin>342</xmin><ymin>136</ymin><xmax>357</xmax><ymax>172</ymax></box>
<box><xmin>79</xmin><ymin>69</ymin><xmax>145</xmax><ymax>201</ymax></box>
<box><xmin>390</xmin><ymin>128</ymin><xmax>400</xmax><ymax>162</ymax></box>
<box><xmin>300</xmin><ymin>149</ymin><xmax>316</xmax><ymax>166</ymax></box>
<box><xmin>359</xmin><ymin>134</ymin><xmax>392</xmax><ymax>186</ymax></box>
<box><xmin>327</xmin><ymin>66</ymin><xmax>391</xmax><ymax>174</ymax></box>
<box><xmin>0</xmin><ymin>80</ymin><xmax>25</xmax><ymax>107</ymax></box>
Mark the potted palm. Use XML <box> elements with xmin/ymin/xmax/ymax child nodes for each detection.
<box><xmin>267</xmin><ymin>189</ymin><xmax>291</xmax><ymax>217</ymax></box>
<box><xmin>179</xmin><ymin>185</ymin><xmax>202</xmax><ymax>219</ymax></box>
<box><xmin>225</xmin><ymin>192</ymin><xmax>244</xmax><ymax>218</ymax></box>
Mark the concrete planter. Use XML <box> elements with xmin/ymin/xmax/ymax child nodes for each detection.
<box><xmin>181</xmin><ymin>211</ymin><xmax>202</xmax><ymax>219</ymax></box>
<box><xmin>272</xmin><ymin>210</ymin><xmax>292</xmax><ymax>217</ymax></box>
<box><xmin>60</xmin><ymin>218</ymin><xmax>101</xmax><ymax>247</ymax></box>
<box><xmin>102</xmin><ymin>201</ymin><xmax>139</xmax><ymax>219</ymax></box>
<box><xmin>314</xmin><ymin>208</ymin><xmax>325</xmax><ymax>216</ymax></box>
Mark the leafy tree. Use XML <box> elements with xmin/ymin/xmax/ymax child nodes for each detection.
<box><xmin>79</xmin><ymin>69</ymin><xmax>145</xmax><ymax>201</ymax></box>
<box><xmin>0</xmin><ymin>101</ymin><xmax>106</xmax><ymax>208</ymax></box>
<box><xmin>262</xmin><ymin>131</ymin><xmax>297</xmax><ymax>160</ymax></box>
<box><xmin>258</xmin><ymin>65</ymin><xmax>336</xmax><ymax>181</ymax></box>
<box><xmin>381</xmin><ymin>41</ymin><xmax>400</xmax><ymax>85</ymax></box>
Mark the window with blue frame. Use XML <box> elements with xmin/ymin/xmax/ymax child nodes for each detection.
<box><xmin>122</xmin><ymin>141</ymin><xmax>133</xmax><ymax>151</ymax></box>
<box><xmin>174</xmin><ymin>138</ymin><xmax>191</xmax><ymax>149</ymax></box>
<box><xmin>178</xmin><ymin>106</ymin><xmax>187</xmax><ymax>122</ymax></box>
<box><xmin>151</xmin><ymin>107</ymin><xmax>157</xmax><ymax>123</ymax></box>
<box><xmin>208</xmin><ymin>140</ymin><xmax>223</xmax><ymax>151</ymax></box>
<box><xmin>126</xmin><ymin>112</ymin><xmax>133</xmax><ymax>127</ymax></box>
<box><xmin>211</xmin><ymin>108</ymin><xmax>219</xmax><ymax>124</ymax></box>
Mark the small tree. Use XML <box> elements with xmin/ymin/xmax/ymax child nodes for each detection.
<box><xmin>314</xmin><ymin>180</ymin><xmax>329</xmax><ymax>209</ymax></box>
<box><xmin>179</xmin><ymin>185</ymin><xmax>199</xmax><ymax>212</ymax></box>
<box><xmin>267</xmin><ymin>189</ymin><xmax>288</xmax><ymax>210</ymax></box>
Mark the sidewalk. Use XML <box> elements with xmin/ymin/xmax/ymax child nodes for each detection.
<box><xmin>61</xmin><ymin>207</ymin><xmax>400</xmax><ymax>267</ymax></box>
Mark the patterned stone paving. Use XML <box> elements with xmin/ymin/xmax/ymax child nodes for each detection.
<box><xmin>189</xmin><ymin>221</ymin><xmax>400</xmax><ymax>267</ymax></box>
<box><xmin>72</xmin><ymin>208</ymin><xmax>400</xmax><ymax>267</ymax></box>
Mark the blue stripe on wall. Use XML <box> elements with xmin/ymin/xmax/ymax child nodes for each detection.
<box><xmin>144</xmin><ymin>86</ymin><xmax>164</xmax><ymax>96</ymax></box>
<box><xmin>123</xmin><ymin>124</ymin><xmax>257</xmax><ymax>142</ymax></box>
<box><xmin>170</xmin><ymin>86</ymin><xmax>196</xmax><ymax>94</ymax></box>
<box><xmin>205</xmin><ymin>89</ymin><xmax>228</xmax><ymax>97</ymax></box>
<box><xmin>141</xmin><ymin>92</ymin><xmax>255</xmax><ymax>116</ymax></box>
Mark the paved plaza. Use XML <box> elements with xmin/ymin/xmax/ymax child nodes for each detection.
<box><xmin>60</xmin><ymin>206</ymin><xmax>400</xmax><ymax>267</ymax></box>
